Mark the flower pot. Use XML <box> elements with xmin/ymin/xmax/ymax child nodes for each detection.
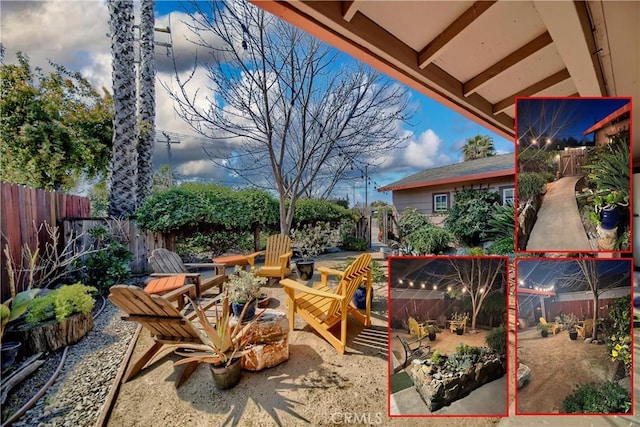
<box><xmin>541</xmin><ymin>330</ymin><xmax>548</xmax><ymax>337</ymax></box>
<box><xmin>257</xmin><ymin>293</ymin><xmax>270</xmax><ymax>309</ymax></box>
<box><xmin>1</xmin><ymin>342</ymin><xmax>21</xmax><ymax>369</ymax></box>
<box><xmin>600</xmin><ymin>206</ymin><xmax>619</xmax><ymax>230</ymax></box>
<box><xmin>352</xmin><ymin>287</ymin><xmax>373</xmax><ymax>310</ymax></box>
<box><xmin>569</xmin><ymin>331</ymin><xmax>578</xmax><ymax>340</ymax></box>
<box><xmin>456</xmin><ymin>328</ymin><xmax>464</xmax><ymax>336</ymax></box>
<box><xmin>231</xmin><ymin>300</ymin><xmax>256</xmax><ymax>320</ymax></box>
<box><xmin>428</xmin><ymin>332</ymin><xmax>437</xmax><ymax>341</ymax></box>
<box><xmin>209</xmin><ymin>357</ymin><xmax>243</xmax><ymax>390</ymax></box>
<box><xmin>296</xmin><ymin>260</ymin><xmax>315</xmax><ymax>280</ymax></box>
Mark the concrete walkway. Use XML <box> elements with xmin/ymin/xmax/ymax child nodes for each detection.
<box><xmin>526</xmin><ymin>176</ymin><xmax>592</xmax><ymax>251</ymax></box>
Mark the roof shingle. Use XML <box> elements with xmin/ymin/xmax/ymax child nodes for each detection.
<box><xmin>378</xmin><ymin>154</ymin><xmax>514</xmax><ymax>192</ymax></box>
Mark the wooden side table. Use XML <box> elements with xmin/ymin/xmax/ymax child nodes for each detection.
<box><xmin>144</xmin><ymin>274</ymin><xmax>193</xmax><ymax>309</ymax></box>
<box><xmin>212</xmin><ymin>254</ymin><xmax>250</xmax><ymax>275</ymax></box>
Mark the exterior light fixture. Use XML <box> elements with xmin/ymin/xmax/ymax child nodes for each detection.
<box><xmin>447</xmin><ymin>286</ymin><xmax>452</xmax><ymax>292</ymax></box>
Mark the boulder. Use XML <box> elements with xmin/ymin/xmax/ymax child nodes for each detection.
<box><xmin>242</xmin><ymin>336</ymin><xmax>289</xmax><ymax>371</ymax></box>
<box><xmin>517</xmin><ymin>363</ymin><xmax>531</xmax><ymax>389</ymax></box>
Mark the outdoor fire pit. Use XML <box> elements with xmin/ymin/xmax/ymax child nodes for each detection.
<box><xmin>407</xmin><ymin>344</ymin><xmax>505</xmax><ymax>412</ymax></box>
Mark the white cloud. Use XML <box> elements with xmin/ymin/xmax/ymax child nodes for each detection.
<box><xmin>381</xmin><ymin>129</ymin><xmax>452</xmax><ymax>172</ymax></box>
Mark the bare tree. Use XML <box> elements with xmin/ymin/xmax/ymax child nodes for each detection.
<box><xmin>108</xmin><ymin>0</ymin><xmax>138</xmax><ymax>216</ymax></box>
<box><xmin>431</xmin><ymin>258</ymin><xmax>507</xmax><ymax>332</ymax></box>
<box><xmin>165</xmin><ymin>1</ymin><xmax>412</xmax><ymax>234</ymax></box>
<box><xmin>559</xmin><ymin>259</ymin><xmax>631</xmax><ymax>341</ymax></box>
<box><xmin>136</xmin><ymin>0</ymin><xmax>156</xmax><ymax>206</ymax></box>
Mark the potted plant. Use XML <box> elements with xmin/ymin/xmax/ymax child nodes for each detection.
<box><xmin>225</xmin><ymin>267</ymin><xmax>267</xmax><ymax>320</ymax></box>
<box><xmin>352</xmin><ymin>281</ymin><xmax>374</xmax><ymax>310</ymax></box>
<box><xmin>290</xmin><ymin>223</ymin><xmax>330</xmax><ymax>280</ymax></box>
<box><xmin>451</xmin><ymin>311</ymin><xmax>468</xmax><ymax>335</ymax></box>
<box><xmin>537</xmin><ymin>322</ymin><xmax>550</xmax><ymax>337</ymax></box>
<box><xmin>426</xmin><ymin>325</ymin><xmax>441</xmax><ymax>341</ymax></box>
<box><xmin>563</xmin><ymin>313</ymin><xmax>579</xmax><ymax>340</ymax></box>
<box><xmin>174</xmin><ymin>291</ymin><xmax>264</xmax><ymax>390</ymax></box>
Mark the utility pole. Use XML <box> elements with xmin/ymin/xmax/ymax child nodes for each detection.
<box><xmin>161</xmin><ymin>131</ymin><xmax>180</xmax><ymax>186</ymax></box>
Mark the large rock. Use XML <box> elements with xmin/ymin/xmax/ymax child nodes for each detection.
<box><xmin>233</xmin><ymin>309</ymin><xmax>290</xmax><ymax>371</ymax></box>
<box><xmin>517</xmin><ymin>200</ymin><xmax>538</xmax><ymax>250</ymax></box>
<box><xmin>242</xmin><ymin>336</ymin><xmax>289</xmax><ymax>371</ymax></box>
<box><xmin>517</xmin><ymin>363</ymin><xmax>531</xmax><ymax>389</ymax></box>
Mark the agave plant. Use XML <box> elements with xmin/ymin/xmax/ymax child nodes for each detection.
<box><xmin>174</xmin><ymin>291</ymin><xmax>264</xmax><ymax>368</ymax></box>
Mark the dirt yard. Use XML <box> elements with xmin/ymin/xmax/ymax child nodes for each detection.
<box><xmin>516</xmin><ymin>328</ymin><xmax>622</xmax><ymax>414</ymax></box>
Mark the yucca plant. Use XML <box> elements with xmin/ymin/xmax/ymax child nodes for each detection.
<box><xmin>173</xmin><ymin>291</ymin><xmax>264</xmax><ymax>368</ymax></box>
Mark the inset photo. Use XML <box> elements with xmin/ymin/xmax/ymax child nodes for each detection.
<box><xmin>388</xmin><ymin>256</ymin><xmax>508</xmax><ymax>417</ymax></box>
<box><xmin>516</xmin><ymin>258</ymin><xmax>633</xmax><ymax>415</ymax></box>
<box><xmin>515</xmin><ymin>97</ymin><xmax>631</xmax><ymax>252</ymax></box>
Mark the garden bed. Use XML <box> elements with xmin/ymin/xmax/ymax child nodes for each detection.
<box><xmin>407</xmin><ymin>345</ymin><xmax>505</xmax><ymax>412</ymax></box>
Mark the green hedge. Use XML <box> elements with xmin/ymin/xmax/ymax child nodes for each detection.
<box><xmin>517</xmin><ymin>173</ymin><xmax>547</xmax><ymax>201</ymax></box>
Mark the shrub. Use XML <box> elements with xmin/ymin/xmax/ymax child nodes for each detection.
<box><xmin>26</xmin><ymin>283</ymin><xmax>97</xmax><ymax>325</ymax></box>
<box><xmin>73</xmin><ymin>226</ymin><xmax>132</xmax><ymax>295</ymax></box>
<box><xmin>562</xmin><ymin>382</ymin><xmax>631</xmax><ymax>414</ymax></box>
<box><xmin>485</xmin><ymin>325</ymin><xmax>506</xmax><ymax>354</ymax></box>
<box><xmin>444</xmin><ymin>189</ymin><xmax>501</xmax><ymax>246</ymax></box>
<box><xmin>397</xmin><ymin>208</ymin><xmax>432</xmax><ymax>238</ymax></box>
<box><xmin>517</xmin><ymin>172</ymin><xmax>547</xmax><ymax>201</ymax></box>
<box><xmin>430</xmin><ymin>350</ymin><xmax>442</xmax><ymax>365</ymax></box>
<box><xmin>293</xmin><ymin>199</ymin><xmax>350</xmax><ymax>227</ymax></box>
<box><xmin>487</xmin><ymin>237</ymin><xmax>515</xmax><ymax>255</ymax></box>
<box><xmin>517</xmin><ymin>149</ymin><xmax>555</xmax><ymax>173</ymax></box>
<box><xmin>341</xmin><ymin>236</ymin><xmax>367</xmax><ymax>251</ymax></box>
<box><xmin>406</xmin><ymin>225</ymin><xmax>453</xmax><ymax>255</ymax></box>
<box><xmin>487</xmin><ymin>203</ymin><xmax>514</xmax><ymax>241</ymax></box>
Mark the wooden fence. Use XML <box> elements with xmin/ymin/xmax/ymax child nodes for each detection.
<box><xmin>1</xmin><ymin>183</ymin><xmax>91</xmax><ymax>301</ymax></box>
<box><xmin>62</xmin><ymin>218</ymin><xmax>174</xmax><ymax>275</ymax></box>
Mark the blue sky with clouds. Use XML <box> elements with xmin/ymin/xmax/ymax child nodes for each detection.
<box><xmin>0</xmin><ymin>1</ymin><xmax>513</xmax><ymax>205</ymax></box>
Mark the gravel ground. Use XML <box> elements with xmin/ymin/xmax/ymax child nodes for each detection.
<box><xmin>9</xmin><ymin>302</ymin><xmax>136</xmax><ymax>427</ymax></box>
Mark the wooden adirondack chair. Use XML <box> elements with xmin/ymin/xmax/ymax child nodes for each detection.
<box><xmin>108</xmin><ymin>285</ymin><xmax>219</xmax><ymax>387</ymax></box>
<box><xmin>246</xmin><ymin>234</ymin><xmax>293</xmax><ymax>280</ymax></box>
<box><xmin>576</xmin><ymin>319</ymin><xmax>594</xmax><ymax>339</ymax></box>
<box><xmin>408</xmin><ymin>317</ymin><xmax>427</xmax><ymax>339</ymax></box>
<box><xmin>396</xmin><ymin>335</ymin><xmax>431</xmax><ymax>371</ymax></box>
<box><xmin>279</xmin><ymin>253</ymin><xmax>372</xmax><ymax>354</ymax></box>
<box><xmin>148</xmin><ymin>248</ymin><xmax>226</xmax><ymax>296</ymax></box>
<box><xmin>539</xmin><ymin>317</ymin><xmax>561</xmax><ymax>335</ymax></box>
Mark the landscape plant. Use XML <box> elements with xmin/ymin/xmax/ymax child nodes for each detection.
<box><xmin>562</xmin><ymin>381</ymin><xmax>631</xmax><ymax>414</ymax></box>
<box><xmin>290</xmin><ymin>223</ymin><xmax>332</xmax><ymax>261</ymax></box>
<box><xmin>444</xmin><ymin>189</ymin><xmax>501</xmax><ymax>246</ymax></box>
<box><xmin>24</xmin><ymin>283</ymin><xmax>97</xmax><ymax>325</ymax></box>
<box><xmin>224</xmin><ymin>268</ymin><xmax>266</xmax><ymax>304</ymax></box>
<box><xmin>517</xmin><ymin>172</ymin><xmax>547</xmax><ymax>201</ymax></box>
<box><xmin>485</xmin><ymin>325</ymin><xmax>506</xmax><ymax>355</ymax></box>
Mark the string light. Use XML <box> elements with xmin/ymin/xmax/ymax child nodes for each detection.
<box><xmin>447</xmin><ymin>286</ymin><xmax>452</xmax><ymax>292</ymax></box>
<box><xmin>432</xmin><ymin>284</ymin><xmax>437</xmax><ymax>290</ymax></box>
<box><xmin>420</xmin><ymin>283</ymin><xmax>425</xmax><ymax>289</ymax></box>
<box><xmin>409</xmin><ymin>281</ymin><xmax>414</xmax><ymax>287</ymax></box>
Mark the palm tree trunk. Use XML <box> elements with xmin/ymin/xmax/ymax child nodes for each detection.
<box><xmin>137</xmin><ymin>0</ymin><xmax>155</xmax><ymax>206</ymax></box>
<box><xmin>108</xmin><ymin>0</ymin><xmax>138</xmax><ymax>217</ymax></box>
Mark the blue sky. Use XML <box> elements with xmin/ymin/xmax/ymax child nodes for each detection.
<box><xmin>0</xmin><ymin>1</ymin><xmax>513</xmax><ymax>205</ymax></box>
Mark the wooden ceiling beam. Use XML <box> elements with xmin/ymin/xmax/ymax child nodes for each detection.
<box><xmin>493</xmin><ymin>69</ymin><xmax>571</xmax><ymax>114</ymax></box>
<box><xmin>464</xmin><ymin>32</ymin><xmax>554</xmax><ymax>97</ymax></box>
<box><xmin>418</xmin><ymin>1</ymin><xmax>497</xmax><ymax>69</ymax></box>
<box><xmin>341</xmin><ymin>0</ymin><xmax>363</xmax><ymax>22</ymax></box>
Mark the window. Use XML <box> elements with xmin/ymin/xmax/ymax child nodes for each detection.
<box><xmin>433</xmin><ymin>193</ymin><xmax>448</xmax><ymax>212</ymax></box>
<box><xmin>501</xmin><ymin>187</ymin><xmax>515</xmax><ymax>205</ymax></box>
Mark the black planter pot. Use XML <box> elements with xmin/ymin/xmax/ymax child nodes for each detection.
<box><xmin>541</xmin><ymin>330</ymin><xmax>549</xmax><ymax>337</ymax></box>
<box><xmin>209</xmin><ymin>357</ymin><xmax>243</xmax><ymax>390</ymax></box>
<box><xmin>428</xmin><ymin>332</ymin><xmax>437</xmax><ymax>341</ymax></box>
<box><xmin>569</xmin><ymin>331</ymin><xmax>578</xmax><ymax>340</ymax></box>
<box><xmin>1</xmin><ymin>342</ymin><xmax>21</xmax><ymax>369</ymax></box>
<box><xmin>296</xmin><ymin>260</ymin><xmax>315</xmax><ymax>280</ymax></box>
<box><xmin>456</xmin><ymin>328</ymin><xmax>464</xmax><ymax>336</ymax></box>
<box><xmin>231</xmin><ymin>300</ymin><xmax>256</xmax><ymax>320</ymax></box>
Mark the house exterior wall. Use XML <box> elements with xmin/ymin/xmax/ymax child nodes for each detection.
<box><xmin>594</xmin><ymin>117</ymin><xmax>630</xmax><ymax>146</ymax></box>
<box><xmin>391</xmin><ymin>176</ymin><xmax>514</xmax><ymax>224</ymax></box>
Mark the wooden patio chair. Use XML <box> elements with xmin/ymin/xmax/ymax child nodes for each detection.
<box><xmin>396</xmin><ymin>335</ymin><xmax>431</xmax><ymax>371</ymax></box>
<box><xmin>448</xmin><ymin>316</ymin><xmax>468</xmax><ymax>334</ymax></box>
<box><xmin>408</xmin><ymin>316</ymin><xmax>427</xmax><ymax>339</ymax></box>
<box><xmin>576</xmin><ymin>319</ymin><xmax>594</xmax><ymax>339</ymax></box>
<box><xmin>279</xmin><ymin>253</ymin><xmax>372</xmax><ymax>354</ymax></box>
<box><xmin>539</xmin><ymin>317</ymin><xmax>561</xmax><ymax>335</ymax></box>
<box><xmin>108</xmin><ymin>285</ymin><xmax>220</xmax><ymax>387</ymax></box>
<box><xmin>246</xmin><ymin>234</ymin><xmax>293</xmax><ymax>280</ymax></box>
<box><xmin>148</xmin><ymin>248</ymin><xmax>226</xmax><ymax>296</ymax></box>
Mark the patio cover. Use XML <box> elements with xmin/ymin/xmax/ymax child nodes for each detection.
<box><xmin>252</xmin><ymin>1</ymin><xmax>639</xmax><ymax>161</ymax></box>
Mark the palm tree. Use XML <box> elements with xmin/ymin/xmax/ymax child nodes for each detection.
<box><xmin>462</xmin><ymin>134</ymin><xmax>496</xmax><ymax>161</ymax></box>
<box><xmin>137</xmin><ymin>0</ymin><xmax>156</xmax><ymax>206</ymax></box>
<box><xmin>108</xmin><ymin>0</ymin><xmax>138</xmax><ymax>216</ymax></box>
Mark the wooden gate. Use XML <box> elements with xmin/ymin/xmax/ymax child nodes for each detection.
<box><xmin>559</xmin><ymin>148</ymin><xmax>586</xmax><ymax>177</ymax></box>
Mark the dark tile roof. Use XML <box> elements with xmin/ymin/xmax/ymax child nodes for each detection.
<box><xmin>378</xmin><ymin>153</ymin><xmax>514</xmax><ymax>191</ymax></box>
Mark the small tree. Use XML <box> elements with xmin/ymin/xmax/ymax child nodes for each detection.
<box><xmin>462</xmin><ymin>135</ymin><xmax>496</xmax><ymax>161</ymax></box>
<box><xmin>436</xmin><ymin>258</ymin><xmax>507</xmax><ymax>332</ymax></box>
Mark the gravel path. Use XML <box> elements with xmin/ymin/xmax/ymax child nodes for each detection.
<box><xmin>12</xmin><ymin>302</ymin><xmax>136</xmax><ymax>427</ymax></box>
